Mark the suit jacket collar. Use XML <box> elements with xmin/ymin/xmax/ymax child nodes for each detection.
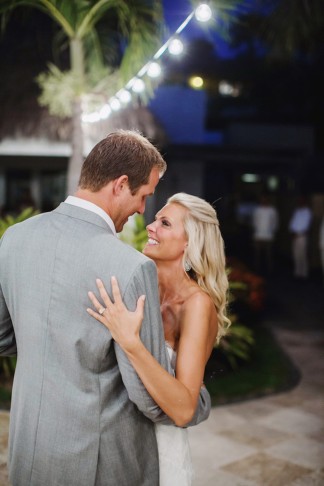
<box><xmin>54</xmin><ymin>202</ymin><xmax>115</xmax><ymax>235</ymax></box>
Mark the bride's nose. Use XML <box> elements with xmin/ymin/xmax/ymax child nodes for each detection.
<box><xmin>146</xmin><ymin>221</ymin><xmax>156</xmax><ymax>232</ymax></box>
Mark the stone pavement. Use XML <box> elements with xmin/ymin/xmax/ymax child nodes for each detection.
<box><xmin>189</xmin><ymin>268</ymin><xmax>324</xmax><ymax>485</ymax></box>
<box><xmin>190</xmin><ymin>327</ymin><xmax>324</xmax><ymax>485</ymax></box>
<box><xmin>0</xmin><ymin>270</ymin><xmax>323</xmax><ymax>485</ymax></box>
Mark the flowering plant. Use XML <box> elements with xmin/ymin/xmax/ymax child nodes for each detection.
<box><xmin>227</xmin><ymin>257</ymin><xmax>266</xmax><ymax>312</ymax></box>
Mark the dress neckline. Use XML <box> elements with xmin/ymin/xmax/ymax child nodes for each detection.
<box><xmin>165</xmin><ymin>340</ymin><xmax>176</xmax><ymax>352</ymax></box>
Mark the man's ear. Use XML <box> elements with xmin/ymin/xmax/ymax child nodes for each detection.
<box><xmin>113</xmin><ymin>175</ymin><xmax>129</xmax><ymax>195</ymax></box>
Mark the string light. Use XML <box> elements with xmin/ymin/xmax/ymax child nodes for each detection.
<box><xmin>168</xmin><ymin>38</ymin><xmax>184</xmax><ymax>55</ymax></box>
<box><xmin>195</xmin><ymin>4</ymin><xmax>213</xmax><ymax>22</ymax></box>
<box><xmin>147</xmin><ymin>62</ymin><xmax>162</xmax><ymax>78</ymax></box>
<box><xmin>99</xmin><ymin>104</ymin><xmax>111</xmax><ymax>119</ymax></box>
<box><xmin>131</xmin><ymin>78</ymin><xmax>145</xmax><ymax>93</ymax></box>
<box><xmin>82</xmin><ymin>2</ymin><xmax>213</xmax><ymax>123</ymax></box>
<box><xmin>117</xmin><ymin>89</ymin><xmax>132</xmax><ymax>103</ymax></box>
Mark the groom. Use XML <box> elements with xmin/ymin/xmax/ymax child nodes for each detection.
<box><xmin>0</xmin><ymin>130</ymin><xmax>210</xmax><ymax>486</ymax></box>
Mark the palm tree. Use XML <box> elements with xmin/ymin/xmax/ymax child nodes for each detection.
<box><xmin>239</xmin><ymin>0</ymin><xmax>324</xmax><ymax>61</ymax></box>
<box><xmin>0</xmin><ymin>0</ymin><xmax>164</xmax><ymax>195</ymax></box>
<box><xmin>0</xmin><ymin>0</ymin><xmax>244</xmax><ymax>196</ymax></box>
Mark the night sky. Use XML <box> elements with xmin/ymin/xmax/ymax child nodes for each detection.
<box><xmin>162</xmin><ymin>0</ymin><xmax>254</xmax><ymax>59</ymax></box>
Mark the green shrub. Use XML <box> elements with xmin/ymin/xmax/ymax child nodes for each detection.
<box><xmin>0</xmin><ymin>207</ymin><xmax>39</xmax><ymax>238</ymax></box>
<box><xmin>119</xmin><ymin>214</ymin><xmax>148</xmax><ymax>251</ymax></box>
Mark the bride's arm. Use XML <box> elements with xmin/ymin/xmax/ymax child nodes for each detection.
<box><xmin>87</xmin><ymin>277</ymin><xmax>216</xmax><ymax>427</ymax></box>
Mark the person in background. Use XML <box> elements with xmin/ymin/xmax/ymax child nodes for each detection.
<box><xmin>252</xmin><ymin>194</ymin><xmax>279</xmax><ymax>274</ymax></box>
<box><xmin>319</xmin><ymin>214</ymin><xmax>324</xmax><ymax>283</ymax></box>
<box><xmin>88</xmin><ymin>193</ymin><xmax>230</xmax><ymax>485</ymax></box>
<box><xmin>289</xmin><ymin>196</ymin><xmax>313</xmax><ymax>279</ymax></box>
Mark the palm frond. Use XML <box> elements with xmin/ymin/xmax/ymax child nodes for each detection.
<box><xmin>77</xmin><ymin>0</ymin><xmax>128</xmax><ymax>38</ymax></box>
<box><xmin>118</xmin><ymin>0</ymin><xmax>163</xmax><ymax>82</ymax></box>
<box><xmin>37</xmin><ymin>63</ymin><xmax>81</xmax><ymax>116</ymax></box>
<box><xmin>244</xmin><ymin>0</ymin><xmax>324</xmax><ymax>59</ymax></box>
<box><xmin>0</xmin><ymin>0</ymin><xmax>76</xmax><ymax>36</ymax></box>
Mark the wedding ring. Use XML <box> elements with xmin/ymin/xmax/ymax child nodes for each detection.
<box><xmin>98</xmin><ymin>307</ymin><xmax>106</xmax><ymax>315</ymax></box>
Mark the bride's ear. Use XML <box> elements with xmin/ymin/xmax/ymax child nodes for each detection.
<box><xmin>113</xmin><ymin>175</ymin><xmax>129</xmax><ymax>195</ymax></box>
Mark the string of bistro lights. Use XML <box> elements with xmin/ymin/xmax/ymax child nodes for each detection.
<box><xmin>82</xmin><ymin>3</ymin><xmax>213</xmax><ymax>124</ymax></box>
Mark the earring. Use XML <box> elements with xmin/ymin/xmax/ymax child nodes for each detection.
<box><xmin>184</xmin><ymin>260</ymin><xmax>192</xmax><ymax>272</ymax></box>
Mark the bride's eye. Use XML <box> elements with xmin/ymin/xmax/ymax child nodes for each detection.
<box><xmin>161</xmin><ymin>219</ymin><xmax>170</xmax><ymax>227</ymax></box>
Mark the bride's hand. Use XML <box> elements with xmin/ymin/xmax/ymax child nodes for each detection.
<box><xmin>87</xmin><ymin>276</ymin><xmax>146</xmax><ymax>353</ymax></box>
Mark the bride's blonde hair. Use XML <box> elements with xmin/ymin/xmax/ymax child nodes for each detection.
<box><xmin>167</xmin><ymin>193</ymin><xmax>231</xmax><ymax>342</ymax></box>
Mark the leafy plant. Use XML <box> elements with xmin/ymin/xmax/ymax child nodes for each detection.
<box><xmin>216</xmin><ymin>315</ymin><xmax>255</xmax><ymax>369</ymax></box>
<box><xmin>119</xmin><ymin>214</ymin><xmax>148</xmax><ymax>251</ymax></box>
<box><xmin>213</xmin><ymin>266</ymin><xmax>259</xmax><ymax>369</ymax></box>
<box><xmin>0</xmin><ymin>207</ymin><xmax>39</xmax><ymax>238</ymax></box>
<box><xmin>227</xmin><ymin>258</ymin><xmax>266</xmax><ymax>312</ymax></box>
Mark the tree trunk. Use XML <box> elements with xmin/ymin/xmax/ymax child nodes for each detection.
<box><xmin>66</xmin><ymin>99</ymin><xmax>84</xmax><ymax>196</ymax></box>
<box><xmin>66</xmin><ymin>38</ymin><xmax>85</xmax><ymax>196</ymax></box>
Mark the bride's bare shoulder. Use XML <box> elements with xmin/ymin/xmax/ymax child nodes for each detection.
<box><xmin>184</xmin><ymin>287</ymin><xmax>214</xmax><ymax>313</ymax></box>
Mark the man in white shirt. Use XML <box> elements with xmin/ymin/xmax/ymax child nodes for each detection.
<box><xmin>289</xmin><ymin>196</ymin><xmax>313</xmax><ymax>278</ymax></box>
<box><xmin>252</xmin><ymin>195</ymin><xmax>279</xmax><ymax>274</ymax></box>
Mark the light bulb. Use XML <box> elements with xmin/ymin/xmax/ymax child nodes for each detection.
<box><xmin>99</xmin><ymin>104</ymin><xmax>111</xmax><ymax>119</ymax></box>
<box><xmin>82</xmin><ymin>112</ymin><xmax>100</xmax><ymax>123</ymax></box>
<box><xmin>117</xmin><ymin>89</ymin><xmax>131</xmax><ymax>103</ymax></box>
<box><xmin>147</xmin><ymin>62</ymin><xmax>161</xmax><ymax>78</ymax></box>
<box><xmin>132</xmin><ymin>78</ymin><xmax>145</xmax><ymax>93</ymax></box>
<box><xmin>195</xmin><ymin>4</ymin><xmax>212</xmax><ymax>22</ymax></box>
<box><xmin>168</xmin><ymin>38</ymin><xmax>184</xmax><ymax>56</ymax></box>
<box><xmin>110</xmin><ymin>97</ymin><xmax>121</xmax><ymax>111</ymax></box>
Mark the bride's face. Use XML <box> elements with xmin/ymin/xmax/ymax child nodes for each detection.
<box><xmin>143</xmin><ymin>203</ymin><xmax>188</xmax><ymax>264</ymax></box>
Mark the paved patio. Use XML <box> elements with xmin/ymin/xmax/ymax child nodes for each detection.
<box><xmin>1</xmin><ymin>271</ymin><xmax>323</xmax><ymax>485</ymax></box>
<box><xmin>190</xmin><ymin>327</ymin><xmax>324</xmax><ymax>485</ymax></box>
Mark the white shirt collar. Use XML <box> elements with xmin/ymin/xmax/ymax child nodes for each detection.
<box><xmin>65</xmin><ymin>196</ymin><xmax>117</xmax><ymax>236</ymax></box>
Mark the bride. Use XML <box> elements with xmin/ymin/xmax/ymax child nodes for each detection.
<box><xmin>87</xmin><ymin>193</ymin><xmax>230</xmax><ymax>485</ymax></box>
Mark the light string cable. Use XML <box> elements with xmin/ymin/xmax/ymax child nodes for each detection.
<box><xmin>82</xmin><ymin>3</ymin><xmax>212</xmax><ymax>123</ymax></box>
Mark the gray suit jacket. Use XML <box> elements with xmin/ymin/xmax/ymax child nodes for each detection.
<box><xmin>0</xmin><ymin>203</ymin><xmax>210</xmax><ymax>486</ymax></box>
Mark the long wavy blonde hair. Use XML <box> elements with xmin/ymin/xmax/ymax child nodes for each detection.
<box><xmin>167</xmin><ymin>193</ymin><xmax>231</xmax><ymax>342</ymax></box>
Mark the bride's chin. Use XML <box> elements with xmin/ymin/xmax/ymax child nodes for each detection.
<box><xmin>143</xmin><ymin>246</ymin><xmax>156</xmax><ymax>258</ymax></box>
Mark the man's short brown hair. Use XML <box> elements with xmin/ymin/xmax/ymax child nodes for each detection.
<box><xmin>78</xmin><ymin>130</ymin><xmax>167</xmax><ymax>194</ymax></box>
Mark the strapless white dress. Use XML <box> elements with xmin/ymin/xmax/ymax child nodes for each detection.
<box><xmin>155</xmin><ymin>343</ymin><xmax>193</xmax><ymax>485</ymax></box>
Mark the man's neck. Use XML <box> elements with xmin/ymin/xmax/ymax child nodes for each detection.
<box><xmin>74</xmin><ymin>189</ymin><xmax>110</xmax><ymax>216</ymax></box>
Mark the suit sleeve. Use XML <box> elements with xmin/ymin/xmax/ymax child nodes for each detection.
<box><xmin>0</xmin><ymin>234</ymin><xmax>17</xmax><ymax>356</ymax></box>
<box><xmin>113</xmin><ymin>259</ymin><xmax>172</xmax><ymax>423</ymax></box>
<box><xmin>184</xmin><ymin>386</ymin><xmax>211</xmax><ymax>426</ymax></box>
<box><xmin>114</xmin><ymin>259</ymin><xmax>211</xmax><ymax>426</ymax></box>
